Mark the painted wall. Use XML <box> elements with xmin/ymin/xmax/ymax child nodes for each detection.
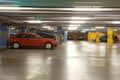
<box><xmin>0</xmin><ymin>23</ymin><xmax>9</xmax><ymax>47</ymax></box>
<box><xmin>68</xmin><ymin>32</ymin><xmax>88</xmax><ymax>40</ymax></box>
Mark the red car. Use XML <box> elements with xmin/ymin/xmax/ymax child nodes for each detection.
<box><xmin>8</xmin><ymin>32</ymin><xmax>58</xmax><ymax>49</ymax></box>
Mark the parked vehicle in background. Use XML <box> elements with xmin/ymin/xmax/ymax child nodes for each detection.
<box><xmin>77</xmin><ymin>36</ymin><xmax>84</xmax><ymax>40</ymax></box>
<box><xmin>92</xmin><ymin>34</ymin><xmax>119</xmax><ymax>43</ymax></box>
<box><xmin>67</xmin><ymin>35</ymin><xmax>73</xmax><ymax>40</ymax></box>
<box><xmin>8</xmin><ymin>32</ymin><xmax>58</xmax><ymax>49</ymax></box>
<box><xmin>100</xmin><ymin>34</ymin><xmax>118</xmax><ymax>43</ymax></box>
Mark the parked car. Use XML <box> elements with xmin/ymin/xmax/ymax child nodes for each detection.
<box><xmin>8</xmin><ymin>32</ymin><xmax>58</xmax><ymax>49</ymax></box>
<box><xmin>92</xmin><ymin>34</ymin><xmax>119</xmax><ymax>43</ymax></box>
<box><xmin>67</xmin><ymin>36</ymin><xmax>73</xmax><ymax>40</ymax></box>
<box><xmin>100</xmin><ymin>34</ymin><xmax>118</xmax><ymax>43</ymax></box>
<box><xmin>77</xmin><ymin>36</ymin><xmax>84</xmax><ymax>40</ymax></box>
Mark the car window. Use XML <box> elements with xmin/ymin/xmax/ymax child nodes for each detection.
<box><xmin>27</xmin><ymin>34</ymin><xmax>37</xmax><ymax>38</ymax></box>
<box><xmin>40</xmin><ymin>34</ymin><xmax>47</xmax><ymax>38</ymax></box>
<box><xmin>39</xmin><ymin>33</ymin><xmax>54</xmax><ymax>38</ymax></box>
<box><xmin>17</xmin><ymin>34</ymin><xmax>27</xmax><ymax>38</ymax></box>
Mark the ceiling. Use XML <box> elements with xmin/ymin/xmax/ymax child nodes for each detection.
<box><xmin>1</xmin><ymin>0</ymin><xmax>120</xmax><ymax>31</ymax></box>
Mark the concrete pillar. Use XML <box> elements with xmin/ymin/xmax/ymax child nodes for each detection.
<box><xmin>107</xmin><ymin>27</ymin><xmax>113</xmax><ymax>44</ymax></box>
<box><xmin>88</xmin><ymin>32</ymin><xmax>96</xmax><ymax>42</ymax></box>
<box><xmin>96</xmin><ymin>31</ymin><xmax>100</xmax><ymax>42</ymax></box>
<box><xmin>0</xmin><ymin>23</ymin><xmax>9</xmax><ymax>47</ymax></box>
<box><xmin>64</xmin><ymin>31</ymin><xmax>68</xmax><ymax>42</ymax></box>
<box><xmin>57</xmin><ymin>26</ymin><xmax>62</xmax><ymax>45</ymax></box>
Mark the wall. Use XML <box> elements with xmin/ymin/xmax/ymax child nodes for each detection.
<box><xmin>0</xmin><ymin>23</ymin><xmax>9</xmax><ymax>47</ymax></box>
<box><xmin>68</xmin><ymin>32</ymin><xmax>88</xmax><ymax>40</ymax></box>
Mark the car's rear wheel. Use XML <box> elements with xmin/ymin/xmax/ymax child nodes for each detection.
<box><xmin>45</xmin><ymin>43</ymin><xmax>52</xmax><ymax>49</ymax></box>
<box><xmin>13</xmin><ymin>42</ymin><xmax>20</xmax><ymax>49</ymax></box>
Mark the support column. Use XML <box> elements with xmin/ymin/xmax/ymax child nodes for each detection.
<box><xmin>88</xmin><ymin>32</ymin><xmax>96</xmax><ymax>42</ymax></box>
<box><xmin>96</xmin><ymin>31</ymin><xmax>100</xmax><ymax>42</ymax></box>
<box><xmin>0</xmin><ymin>23</ymin><xmax>9</xmax><ymax>47</ymax></box>
<box><xmin>57</xmin><ymin>26</ymin><xmax>62</xmax><ymax>45</ymax></box>
<box><xmin>64</xmin><ymin>31</ymin><xmax>68</xmax><ymax>42</ymax></box>
<box><xmin>107</xmin><ymin>27</ymin><xmax>113</xmax><ymax>44</ymax></box>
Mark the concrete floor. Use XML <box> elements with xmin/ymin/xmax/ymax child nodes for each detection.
<box><xmin>1</xmin><ymin>41</ymin><xmax>120</xmax><ymax>80</ymax></box>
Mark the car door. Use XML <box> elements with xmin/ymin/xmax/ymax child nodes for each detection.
<box><xmin>27</xmin><ymin>34</ymin><xmax>44</xmax><ymax>46</ymax></box>
<box><xmin>17</xmin><ymin>34</ymin><xmax>28</xmax><ymax>46</ymax></box>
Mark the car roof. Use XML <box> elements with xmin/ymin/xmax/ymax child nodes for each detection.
<box><xmin>16</xmin><ymin>32</ymin><xmax>37</xmax><ymax>36</ymax></box>
<box><xmin>37</xmin><ymin>32</ymin><xmax>55</xmax><ymax>36</ymax></box>
<box><xmin>18</xmin><ymin>32</ymin><xmax>36</xmax><ymax>34</ymax></box>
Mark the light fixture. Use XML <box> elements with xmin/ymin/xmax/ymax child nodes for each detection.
<box><xmin>44</xmin><ymin>21</ymin><xmax>86</xmax><ymax>23</ymax></box>
<box><xmin>71</xmin><ymin>17</ymin><xmax>92</xmax><ymax>20</ymax></box>
<box><xmin>24</xmin><ymin>20</ymin><xmax>42</xmax><ymax>23</ymax></box>
<box><xmin>0</xmin><ymin>7</ymin><xmax>34</xmax><ymax>10</ymax></box>
<box><xmin>42</xmin><ymin>26</ymin><xmax>54</xmax><ymax>30</ymax></box>
<box><xmin>95</xmin><ymin>27</ymin><xmax>105</xmax><ymax>29</ymax></box>
<box><xmin>70</xmin><ymin>21</ymin><xmax>86</xmax><ymax>23</ymax></box>
<box><xmin>90</xmin><ymin>29</ymin><xmax>96</xmax><ymax>31</ymax></box>
<box><xmin>112</xmin><ymin>21</ymin><xmax>120</xmax><ymax>24</ymax></box>
<box><xmin>81</xmin><ymin>30</ymin><xmax>87</xmax><ymax>33</ymax></box>
<box><xmin>69</xmin><ymin>24</ymin><xmax>81</xmax><ymax>27</ymax></box>
<box><xmin>71</xmin><ymin>8</ymin><xmax>110</xmax><ymax>11</ymax></box>
<box><xmin>68</xmin><ymin>27</ymin><xmax>78</xmax><ymax>30</ymax></box>
<box><xmin>82</xmin><ymin>29</ymin><xmax>90</xmax><ymax>31</ymax></box>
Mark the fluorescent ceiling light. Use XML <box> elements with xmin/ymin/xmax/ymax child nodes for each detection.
<box><xmin>0</xmin><ymin>7</ymin><xmax>34</xmax><ymax>10</ymax></box>
<box><xmin>24</xmin><ymin>20</ymin><xmax>42</xmax><ymax>23</ymax></box>
<box><xmin>69</xmin><ymin>25</ymin><xmax>81</xmax><ymax>27</ymax></box>
<box><xmin>81</xmin><ymin>30</ymin><xmax>87</xmax><ymax>33</ymax></box>
<box><xmin>44</xmin><ymin>21</ymin><xmax>86</xmax><ymax>23</ymax></box>
<box><xmin>95</xmin><ymin>27</ymin><xmax>105</xmax><ymax>29</ymax></box>
<box><xmin>71</xmin><ymin>17</ymin><xmax>92</xmax><ymax>20</ymax></box>
<box><xmin>70</xmin><ymin>21</ymin><xmax>86</xmax><ymax>23</ymax></box>
<box><xmin>82</xmin><ymin>29</ymin><xmax>90</xmax><ymax>31</ymax></box>
<box><xmin>71</xmin><ymin>8</ymin><xmax>110</xmax><ymax>11</ymax></box>
<box><xmin>42</xmin><ymin>26</ymin><xmax>54</xmax><ymax>30</ymax></box>
<box><xmin>42</xmin><ymin>26</ymin><xmax>50</xmax><ymax>28</ymax></box>
<box><xmin>112</xmin><ymin>21</ymin><xmax>120</xmax><ymax>24</ymax></box>
<box><xmin>68</xmin><ymin>27</ymin><xmax>78</xmax><ymax>30</ymax></box>
<box><xmin>32</xmin><ymin>8</ymin><xmax>111</xmax><ymax>11</ymax></box>
<box><xmin>90</xmin><ymin>29</ymin><xmax>96</xmax><ymax>31</ymax></box>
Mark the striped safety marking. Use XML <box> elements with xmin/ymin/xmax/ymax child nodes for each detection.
<box><xmin>0</xmin><ymin>32</ymin><xmax>2</xmax><ymax>38</ymax></box>
<box><xmin>5</xmin><ymin>32</ymin><xmax>9</xmax><ymax>38</ymax></box>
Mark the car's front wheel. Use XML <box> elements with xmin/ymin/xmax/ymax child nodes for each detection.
<box><xmin>45</xmin><ymin>43</ymin><xmax>52</xmax><ymax>49</ymax></box>
<box><xmin>12</xmin><ymin>42</ymin><xmax>20</xmax><ymax>49</ymax></box>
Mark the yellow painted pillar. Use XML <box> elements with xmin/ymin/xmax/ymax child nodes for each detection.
<box><xmin>89</xmin><ymin>32</ymin><xmax>93</xmax><ymax>42</ymax></box>
<box><xmin>88</xmin><ymin>32</ymin><xmax>97</xmax><ymax>42</ymax></box>
<box><xmin>107</xmin><ymin>28</ymin><xmax>113</xmax><ymax>44</ymax></box>
<box><xmin>96</xmin><ymin>31</ymin><xmax>100</xmax><ymax>42</ymax></box>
